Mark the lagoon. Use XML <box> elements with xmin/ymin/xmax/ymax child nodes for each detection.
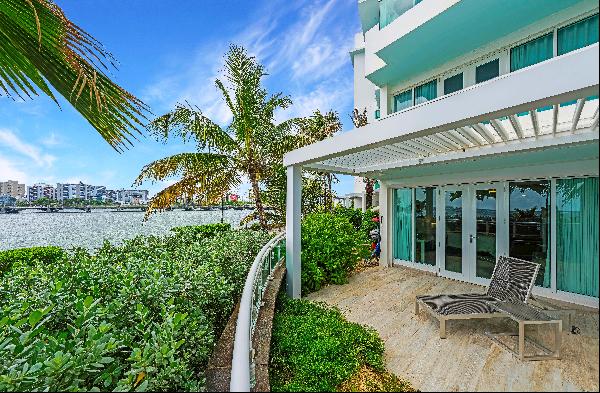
<box><xmin>0</xmin><ymin>209</ymin><xmax>248</xmax><ymax>251</ymax></box>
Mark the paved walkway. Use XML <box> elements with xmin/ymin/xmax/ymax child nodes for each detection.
<box><xmin>306</xmin><ymin>266</ymin><xmax>599</xmax><ymax>392</ymax></box>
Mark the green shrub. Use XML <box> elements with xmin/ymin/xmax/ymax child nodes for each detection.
<box><xmin>333</xmin><ymin>205</ymin><xmax>379</xmax><ymax>241</ymax></box>
<box><xmin>170</xmin><ymin>223</ymin><xmax>231</xmax><ymax>239</ymax></box>
<box><xmin>301</xmin><ymin>213</ymin><xmax>368</xmax><ymax>294</ymax></box>
<box><xmin>0</xmin><ymin>229</ymin><xmax>270</xmax><ymax>392</ymax></box>
<box><xmin>270</xmin><ymin>295</ymin><xmax>386</xmax><ymax>392</ymax></box>
<box><xmin>0</xmin><ymin>246</ymin><xmax>64</xmax><ymax>275</ymax></box>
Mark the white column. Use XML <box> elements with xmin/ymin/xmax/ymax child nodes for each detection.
<box><xmin>286</xmin><ymin>165</ymin><xmax>302</xmax><ymax>299</ymax></box>
<box><xmin>379</xmin><ymin>182</ymin><xmax>392</xmax><ymax>267</ymax></box>
<box><xmin>361</xmin><ymin>192</ymin><xmax>367</xmax><ymax>212</ymax></box>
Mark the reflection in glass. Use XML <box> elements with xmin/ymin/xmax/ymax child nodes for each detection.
<box><xmin>445</xmin><ymin>191</ymin><xmax>462</xmax><ymax>273</ymax></box>
<box><xmin>415</xmin><ymin>187</ymin><xmax>436</xmax><ymax>265</ymax></box>
<box><xmin>475</xmin><ymin>189</ymin><xmax>497</xmax><ymax>279</ymax></box>
<box><xmin>509</xmin><ymin>181</ymin><xmax>550</xmax><ymax>287</ymax></box>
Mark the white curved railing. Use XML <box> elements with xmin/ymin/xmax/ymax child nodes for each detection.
<box><xmin>230</xmin><ymin>232</ymin><xmax>286</xmax><ymax>392</ymax></box>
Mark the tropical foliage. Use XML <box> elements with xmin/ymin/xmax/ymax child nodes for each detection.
<box><xmin>0</xmin><ymin>0</ymin><xmax>148</xmax><ymax>149</ymax></box>
<box><xmin>0</xmin><ymin>226</ymin><xmax>270</xmax><ymax>391</ymax></box>
<box><xmin>270</xmin><ymin>294</ymin><xmax>414</xmax><ymax>392</ymax></box>
<box><xmin>135</xmin><ymin>45</ymin><xmax>297</xmax><ymax>227</ymax></box>
<box><xmin>300</xmin><ymin>211</ymin><xmax>370</xmax><ymax>294</ymax></box>
<box><xmin>0</xmin><ymin>246</ymin><xmax>64</xmax><ymax>275</ymax></box>
<box><xmin>262</xmin><ymin>110</ymin><xmax>343</xmax><ymax>225</ymax></box>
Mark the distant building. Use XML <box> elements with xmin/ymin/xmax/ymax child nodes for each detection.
<box><xmin>116</xmin><ymin>189</ymin><xmax>149</xmax><ymax>205</ymax></box>
<box><xmin>55</xmin><ymin>182</ymin><xmax>107</xmax><ymax>201</ymax></box>
<box><xmin>0</xmin><ymin>195</ymin><xmax>16</xmax><ymax>207</ymax></box>
<box><xmin>27</xmin><ymin>184</ymin><xmax>55</xmax><ymax>202</ymax></box>
<box><xmin>0</xmin><ymin>180</ymin><xmax>26</xmax><ymax>199</ymax></box>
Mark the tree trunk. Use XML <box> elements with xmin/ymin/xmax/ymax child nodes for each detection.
<box><xmin>249</xmin><ymin>171</ymin><xmax>268</xmax><ymax>230</ymax></box>
<box><xmin>365</xmin><ymin>178</ymin><xmax>374</xmax><ymax>209</ymax></box>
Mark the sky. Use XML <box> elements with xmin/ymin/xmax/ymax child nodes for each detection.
<box><xmin>0</xmin><ymin>0</ymin><xmax>360</xmax><ymax>198</ymax></box>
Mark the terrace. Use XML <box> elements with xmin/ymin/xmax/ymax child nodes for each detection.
<box><xmin>307</xmin><ymin>265</ymin><xmax>599</xmax><ymax>391</ymax></box>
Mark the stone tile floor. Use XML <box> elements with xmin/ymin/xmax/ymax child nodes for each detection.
<box><xmin>307</xmin><ymin>266</ymin><xmax>599</xmax><ymax>392</ymax></box>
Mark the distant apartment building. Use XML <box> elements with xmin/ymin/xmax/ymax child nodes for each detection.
<box><xmin>0</xmin><ymin>180</ymin><xmax>26</xmax><ymax>199</ymax></box>
<box><xmin>116</xmin><ymin>189</ymin><xmax>149</xmax><ymax>205</ymax></box>
<box><xmin>55</xmin><ymin>182</ymin><xmax>107</xmax><ymax>201</ymax></box>
<box><xmin>27</xmin><ymin>184</ymin><xmax>56</xmax><ymax>202</ymax></box>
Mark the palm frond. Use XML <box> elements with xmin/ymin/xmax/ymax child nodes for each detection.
<box><xmin>0</xmin><ymin>0</ymin><xmax>149</xmax><ymax>150</ymax></box>
<box><xmin>144</xmin><ymin>165</ymin><xmax>241</xmax><ymax>217</ymax></box>
<box><xmin>147</xmin><ymin>102</ymin><xmax>238</xmax><ymax>153</ymax></box>
<box><xmin>134</xmin><ymin>152</ymin><xmax>234</xmax><ymax>185</ymax></box>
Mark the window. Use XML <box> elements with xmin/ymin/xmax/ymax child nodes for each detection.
<box><xmin>414</xmin><ymin>187</ymin><xmax>436</xmax><ymax>266</ymax></box>
<box><xmin>475</xmin><ymin>59</ymin><xmax>499</xmax><ymax>84</ymax></box>
<box><xmin>509</xmin><ymin>181</ymin><xmax>551</xmax><ymax>288</ymax></box>
<box><xmin>393</xmin><ymin>89</ymin><xmax>412</xmax><ymax>112</ymax></box>
<box><xmin>414</xmin><ymin>80</ymin><xmax>437</xmax><ymax>105</ymax></box>
<box><xmin>510</xmin><ymin>33</ymin><xmax>553</xmax><ymax>72</ymax></box>
<box><xmin>557</xmin><ymin>13</ymin><xmax>599</xmax><ymax>56</ymax></box>
<box><xmin>393</xmin><ymin>189</ymin><xmax>412</xmax><ymax>261</ymax></box>
<box><xmin>444</xmin><ymin>73</ymin><xmax>463</xmax><ymax>95</ymax></box>
<box><xmin>556</xmin><ymin>177</ymin><xmax>599</xmax><ymax>298</ymax></box>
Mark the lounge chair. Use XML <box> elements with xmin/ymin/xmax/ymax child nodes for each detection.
<box><xmin>415</xmin><ymin>256</ymin><xmax>540</xmax><ymax>338</ymax></box>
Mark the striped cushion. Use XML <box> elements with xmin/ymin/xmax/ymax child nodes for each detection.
<box><xmin>418</xmin><ymin>294</ymin><xmax>497</xmax><ymax>316</ymax></box>
<box><xmin>486</xmin><ymin>256</ymin><xmax>539</xmax><ymax>303</ymax></box>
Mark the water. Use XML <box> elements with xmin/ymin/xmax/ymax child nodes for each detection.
<box><xmin>0</xmin><ymin>209</ymin><xmax>249</xmax><ymax>251</ymax></box>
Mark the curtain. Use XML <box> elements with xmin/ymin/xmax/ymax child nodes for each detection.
<box><xmin>394</xmin><ymin>188</ymin><xmax>412</xmax><ymax>261</ymax></box>
<box><xmin>414</xmin><ymin>80</ymin><xmax>437</xmax><ymax>105</ymax></box>
<box><xmin>556</xmin><ymin>177</ymin><xmax>599</xmax><ymax>298</ymax></box>
<box><xmin>557</xmin><ymin>14</ymin><xmax>599</xmax><ymax>56</ymax></box>
<box><xmin>394</xmin><ymin>89</ymin><xmax>412</xmax><ymax>112</ymax></box>
<box><xmin>510</xmin><ymin>33</ymin><xmax>553</xmax><ymax>72</ymax></box>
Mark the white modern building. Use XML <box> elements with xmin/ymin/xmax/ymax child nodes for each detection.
<box><xmin>284</xmin><ymin>0</ymin><xmax>599</xmax><ymax>307</ymax></box>
<box><xmin>116</xmin><ymin>189</ymin><xmax>149</xmax><ymax>205</ymax></box>
<box><xmin>27</xmin><ymin>183</ymin><xmax>56</xmax><ymax>202</ymax></box>
<box><xmin>55</xmin><ymin>182</ymin><xmax>108</xmax><ymax>201</ymax></box>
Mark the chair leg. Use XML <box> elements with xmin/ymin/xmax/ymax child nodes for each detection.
<box><xmin>440</xmin><ymin>318</ymin><xmax>447</xmax><ymax>339</ymax></box>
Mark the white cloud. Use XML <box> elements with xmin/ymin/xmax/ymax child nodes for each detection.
<box><xmin>143</xmin><ymin>0</ymin><xmax>357</xmax><ymax>125</ymax></box>
<box><xmin>40</xmin><ymin>132</ymin><xmax>63</xmax><ymax>147</ymax></box>
<box><xmin>0</xmin><ymin>156</ymin><xmax>29</xmax><ymax>184</ymax></box>
<box><xmin>0</xmin><ymin>128</ymin><xmax>56</xmax><ymax>167</ymax></box>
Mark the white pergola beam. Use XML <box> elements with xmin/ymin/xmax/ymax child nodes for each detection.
<box><xmin>285</xmin><ymin>166</ymin><xmax>301</xmax><ymax>299</ymax></box>
<box><xmin>356</xmin><ymin>131</ymin><xmax>598</xmax><ymax>175</ymax></box>
<box><xmin>284</xmin><ymin>45</ymin><xmax>599</xmax><ymax>167</ymax></box>
<box><xmin>509</xmin><ymin>115</ymin><xmax>524</xmax><ymax>139</ymax></box>
<box><xmin>435</xmin><ymin>133</ymin><xmax>463</xmax><ymax>150</ymax></box>
<box><xmin>571</xmin><ymin>98</ymin><xmax>586</xmax><ymax>133</ymax></box>
<box><xmin>530</xmin><ymin>110</ymin><xmax>540</xmax><ymax>137</ymax></box>
<box><xmin>472</xmin><ymin>124</ymin><xmax>496</xmax><ymax>144</ymax></box>
<box><xmin>490</xmin><ymin>119</ymin><xmax>510</xmax><ymax>142</ymax></box>
<box><xmin>552</xmin><ymin>104</ymin><xmax>559</xmax><ymax>135</ymax></box>
<box><xmin>459</xmin><ymin>126</ymin><xmax>484</xmax><ymax>146</ymax></box>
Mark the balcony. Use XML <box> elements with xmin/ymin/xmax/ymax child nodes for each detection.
<box><xmin>365</xmin><ymin>0</ymin><xmax>592</xmax><ymax>86</ymax></box>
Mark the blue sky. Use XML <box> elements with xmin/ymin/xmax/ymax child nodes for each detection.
<box><xmin>0</xmin><ymin>0</ymin><xmax>360</xmax><ymax>198</ymax></box>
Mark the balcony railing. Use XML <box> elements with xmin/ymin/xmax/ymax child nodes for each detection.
<box><xmin>379</xmin><ymin>0</ymin><xmax>422</xmax><ymax>29</ymax></box>
<box><xmin>230</xmin><ymin>232</ymin><xmax>286</xmax><ymax>392</ymax></box>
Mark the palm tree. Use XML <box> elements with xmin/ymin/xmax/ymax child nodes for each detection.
<box><xmin>134</xmin><ymin>45</ymin><xmax>295</xmax><ymax>229</ymax></box>
<box><xmin>0</xmin><ymin>0</ymin><xmax>148</xmax><ymax>150</ymax></box>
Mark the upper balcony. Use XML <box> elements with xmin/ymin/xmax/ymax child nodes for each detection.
<box><xmin>361</xmin><ymin>0</ymin><xmax>596</xmax><ymax>86</ymax></box>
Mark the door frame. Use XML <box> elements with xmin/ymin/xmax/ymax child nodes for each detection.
<box><xmin>437</xmin><ymin>185</ymin><xmax>470</xmax><ymax>281</ymax></box>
